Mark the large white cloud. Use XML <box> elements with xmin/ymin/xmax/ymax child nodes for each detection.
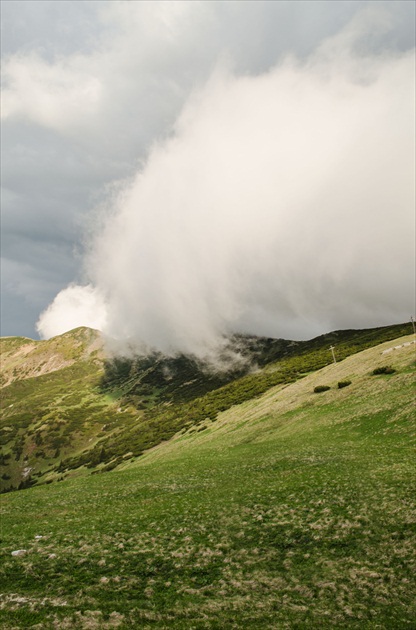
<box><xmin>37</xmin><ymin>27</ymin><xmax>415</xmax><ymax>357</ymax></box>
<box><xmin>2</xmin><ymin>1</ymin><xmax>415</xmax><ymax>342</ymax></box>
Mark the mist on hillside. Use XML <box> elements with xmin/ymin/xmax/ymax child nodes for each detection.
<box><xmin>37</xmin><ymin>20</ymin><xmax>415</xmax><ymax>361</ymax></box>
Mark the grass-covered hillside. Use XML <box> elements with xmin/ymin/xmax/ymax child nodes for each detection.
<box><xmin>0</xmin><ymin>327</ymin><xmax>130</xmax><ymax>492</ymax></box>
<box><xmin>0</xmin><ymin>322</ymin><xmax>412</xmax><ymax>493</ymax></box>
<box><xmin>0</xmin><ymin>334</ymin><xmax>414</xmax><ymax>628</ymax></box>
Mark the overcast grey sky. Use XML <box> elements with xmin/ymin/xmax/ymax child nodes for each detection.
<box><xmin>1</xmin><ymin>1</ymin><xmax>415</xmax><ymax>352</ymax></box>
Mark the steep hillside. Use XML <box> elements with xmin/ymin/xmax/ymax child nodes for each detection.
<box><xmin>0</xmin><ymin>322</ymin><xmax>412</xmax><ymax>493</ymax></box>
<box><xmin>134</xmin><ymin>333</ymin><xmax>416</xmax><ymax>467</ymax></box>
<box><xmin>0</xmin><ymin>334</ymin><xmax>414</xmax><ymax>629</ymax></box>
<box><xmin>0</xmin><ymin>327</ymin><xmax>124</xmax><ymax>492</ymax></box>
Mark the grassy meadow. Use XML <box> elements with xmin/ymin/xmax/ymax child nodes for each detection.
<box><xmin>1</xmin><ymin>322</ymin><xmax>411</xmax><ymax>493</ymax></box>
<box><xmin>1</xmin><ymin>336</ymin><xmax>415</xmax><ymax>628</ymax></box>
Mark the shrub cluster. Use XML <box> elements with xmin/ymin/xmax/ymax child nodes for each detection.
<box><xmin>372</xmin><ymin>366</ymin><xmax>396</xmax><ymax>375</ymax></box>
<box><xmin>314</xmin><ymin>385</ymin><xmax>330</xmax><ymax>393</ymax></box>
<box><xmin>338</xmin><ymin>380</ymin><xmax>351</xmax><ymax>389</ymax></box>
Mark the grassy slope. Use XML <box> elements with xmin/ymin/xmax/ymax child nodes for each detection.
<box><xmin>0</xmin><ymin>328</ymin><xmax>141</xmax><ymax>492</ymax></box>
<box><xmin>0</xmin><ymin>327</ymin><xmax>103</xmax><ymax>387</ymax></box>
<box><xmin>0</xmin><ymin>335</ymin><xmax>414</xmax><ymax>629</ymax></box>
<box><xmin>1</xmin><ymin>322</ymin><xmax>411</xmax><ymax>492</ymax></box>
<box><xmin>37</xmin><ymin>322</ymin><xmax>413</xmax><ymax>471</ymax></box>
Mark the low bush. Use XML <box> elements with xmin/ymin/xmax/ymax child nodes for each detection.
<box><xmin>372</xmin><ymin>366</ymin><xmax>396</xmax><ymax>375</ymax></box>
<box><xmin>314</xmin><ymin>385</ymin><xmax>330</xmax><ymax>393</ymax></box>
<box><xmin>338</xmin><ymin>380</ymin><xmax>351</xmax><ymax>389</ymax></box>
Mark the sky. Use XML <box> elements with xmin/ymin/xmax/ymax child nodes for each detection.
<box><xmin>1</xmin><ymin>1</ymin><xmax>415</xmax><ymax>359</ymax></box>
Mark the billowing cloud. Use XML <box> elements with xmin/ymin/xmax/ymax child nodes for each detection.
<box><xmin>36</xmin><ymin>284</ymin><xmax>107</xmax><ymax>339</ymax></box>
<box><xmin>2</xmin><ymin>2</ymin><xmax>415</xmax><ymax>342</ymax></box>
<box><xmin>37</xmin><ymin>26</ymin><xmax>415</xmax><ymax>358</ymax></box>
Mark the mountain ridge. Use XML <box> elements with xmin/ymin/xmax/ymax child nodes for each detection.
<box><xmin>0</xmin><ymin>321</ymin><xmax>412</xmax><ymax>493</ymax></box>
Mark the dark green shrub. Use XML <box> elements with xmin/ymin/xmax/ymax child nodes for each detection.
<box><xmin>0</xmin><ymin>453</ymin><xmax>11</xmax><ymax>465</ymax></box>
<box><xmin>372</xmin><ymin>366</ymin><xmax>396</xmax><ymax>375</ymax></box>
<box><xmin>314</xmin><ymin>385</ymin><xmax>330</xmax><ymax>393</ymax></box>
<box><xmin>101</xmin><ymin>457</ymin><xmax>123</xmax><ymax>472</ymax></box>
<box><xmin>338</xmin><ymin>380</ymin><xmax>351</xmax><ymax>389</ymax></box>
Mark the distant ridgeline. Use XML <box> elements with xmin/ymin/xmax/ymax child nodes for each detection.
<box><xmin>0</xmin><ymin>322</ymin><xmax>411</xmax><ymax>493</ymax></box>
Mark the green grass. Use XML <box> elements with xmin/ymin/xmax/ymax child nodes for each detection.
<box><xmin>0</xmin><ymin>337</ymin><xmax>414</xmax><ymax>628</ymax></box>
<box><xmin>1</xmin><ymin>323</ymin><xmax>411</xmax><ymax>493</ymax></box>
<box><xmin>57</xmin><ymin>322</ymin><xmax>414</xmax><ymax>473</ymax></box>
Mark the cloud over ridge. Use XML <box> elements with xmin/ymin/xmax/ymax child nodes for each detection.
<box><xmin>36</xmin><ymin>23</ymin><xmax>415</xmax><ymax>358</ymax></box>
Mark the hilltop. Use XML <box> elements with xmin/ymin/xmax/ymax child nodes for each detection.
<box><xmin>0</xmin><ymin>327</ymin><xmax>104</xmax><ymax>388</ymax></box>
<box><xmin>0</xmin><ymin>322</ymin><xmax>412</xmax><ymax>493</ymax></box>
<box><xmin>0</xmin><ymin>328</ymin><xmax>414</xmax><ymax>628</ymax></box>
